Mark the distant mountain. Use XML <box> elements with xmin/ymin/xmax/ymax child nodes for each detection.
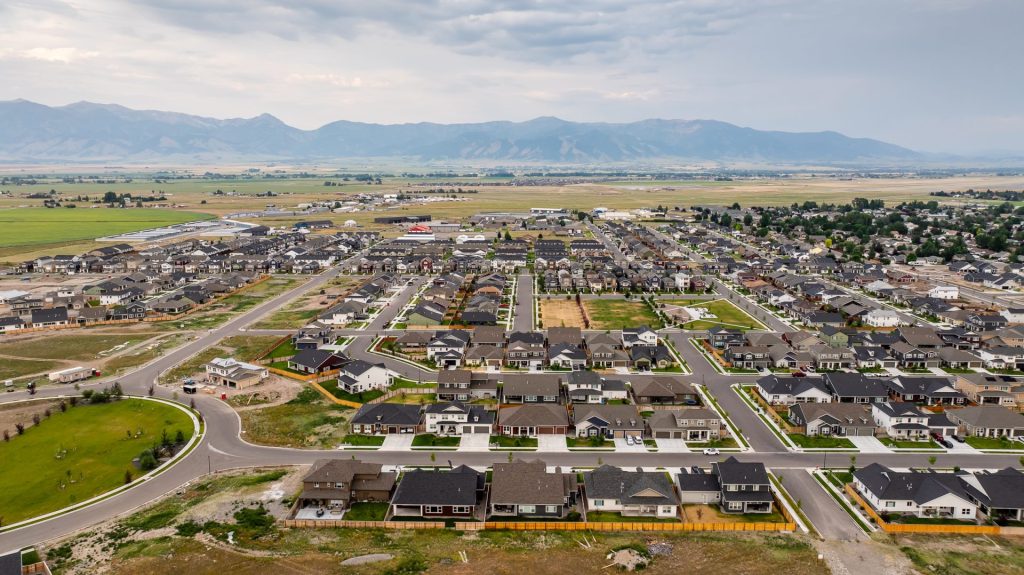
<box><xmin>0</xmin><ymin>100</ymin><xmax>921</xmax><ymax>164</ymax></box>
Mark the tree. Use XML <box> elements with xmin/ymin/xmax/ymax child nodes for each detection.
<box><xmin>15</xmin><ymin>423</ymin><xmax>25</xmax><ymax>435</ymax></box>
<box><xmin>928</xmin><ymin>456</ymin><xmax>937</xmax><ymax>466</ymax></box>
<box><xmin>139</xmin><ymin>450</ymin><xmax>158</xmax><ymax>471</ymax></box>
<box><xmin>124</xmin><ymin>469</ymin><xmax>134</xmax><ymax>484</ymax></box>
<box><xmin>175</xmin><ymin>429</ymin><xmax>185</xmax><ymax>444</ymax></box>
<box><xmin>2</xmin><ymin>430</ymin><xmax>8</xmax><ymax>442</ymax></box>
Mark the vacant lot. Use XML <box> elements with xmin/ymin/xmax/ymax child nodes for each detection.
<box><xmin>0</xmin><ymin>398</ymin><xmax>193</xmax><ymax>525</ymax></box>
<box><xmin>895</xmin><ymin>535</ymin><xmax>1024</xmax><ymax>575</ymax></box>
<box><xmin>249</xmin><ymin>276</ymin><xmax>360</xmax><ymax>330</ymax></box>
<box><xmin>539</xmin><ymin>298</ymin><xmax>585</xmax><ymax>329</ymax></box>
<box><xmin>584</xmin><ymin>299</ymin><xmax>663</xmax><ymax>330</ymax></box>
<box><xmin>160</xmin><ymin>335</ymin><xmax>278</xmax><ymax>385</ymax></box>
<box><xmin>662</xmin><ymin>299</ymin><xmax>765</xmax><ymax>331</ymax></box>
<box><xmin>0</xmin><ymin>357</ymin><xmax>61</xmax><ymax>381</ymax></box>
<box><xmin>238</xmin><ymin>387</ymin><xmax>354</xmax><ymax>448</ymax></box>
<box><xmin>0</xmin><ymin>332</ymin><xmax>156</xmax><ymax>361</ymax></box>
<box><xmin>0</xmin><ymin>207</ymin><xmax>212</xmax><ymax>251</ymax></box>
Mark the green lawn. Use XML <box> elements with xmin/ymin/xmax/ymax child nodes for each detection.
<box><xmin>787</xmin><ymin>434</ymin><xmax>855</xmax><ymax>449</ymax></box>
<box><xmin>664</xmin><ymin>299</ymin><xmax>765</xmax><ymax>331</ymax></box>
<box><xmin>0</xmin><ymin>399</ymin><xmax>194</xmax><ymax>525</ymax></box>
<box><xmin>321</xmin><ymin>381</ymin><xmax>386</xmax><ymax>404</ymax></box>
<box><xmin>879</xmin><ymin>438</ymin><xmax>941</xmax><ymax>449</ymax></box>
<box><xmin>692</xmin><ymin>437</ymin><xmax>740</xmax><ymax>449</ymax></box>
<box><xmin>263</xmin><ymin>339</ymin><xmax>298</xmax><ymax>360</ymax></box>
<box><xmin>0</xmin><ymin>333</ymin><xmax>155</xmax><ymax>361</ymax></box>
<box><xmin>965</xmin><ymin>436</ymin><xmax>1024</xmax><ymax>450</ymax></box>
<box><xmin>582</xmin><ymin>299</ymin><xmax>663</xmax><ymax>330</ymax></box>
<box><xmin>338</xmin><ymin>435</ymin><xmax>385</xmax><ymax>447</ymax></box>
<box><xmin>344</xmin><ymin>502</ymin><xmax>388</xmax><ymax>521</ymax></box>
<box><xmin>0</xmin><ymin>207</ymin><xmax>213</xmax><ymax>249</ymax></box>
<box><xmin>489</xmin><ymin>436</ymin><xmax>538</xmax><ymax>448</ymax></box>
<box><xmin>412</xmin><ymin>434</ymin><xmax>461</xmax><ymax>447</ymax></box>
<box><xmin>566</xmin><ymin>437</ymin><xmax>614</xmax><ymax>448</ymax></box>
<box><xmin>585</xmin><ymin>511</ymin><xmax>679</xmax><ymax>523</ymax></box>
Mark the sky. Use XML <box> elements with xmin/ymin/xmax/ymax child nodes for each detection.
<box><xmin>0</xmin><ymin>0</ymin><xmax>1021</xmax><ymax>155</ymax></box>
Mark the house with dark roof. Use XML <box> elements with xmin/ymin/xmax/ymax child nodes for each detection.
<box><xmin>30</xmin><ymin>306</ymin><xmax>69</xmax><ymax>327</ymax></box>
<box><xmin>823</xmin><ymin>372</ymin><xmax>889</xmax><ymax>403</ymax></box>
<box><xmin>489</xmin><ymin>460</ymin><xmax>578</xmax><ymax>519</ymax></box>
<box><xmin>572</xmin><ymin>404</ymin><xmax>644</xmax><ymax>439</ymax></box>
<box><xmin>287</xmin><ymin>349</ymin><xmax>348</xmax><ymax>374</ymax></box>
<box><xmin>350</xmin><ymin>403</ymin><xmax>422</xmax><ymax>435</ymax></box>
<box><xmin>853</xmin><ymin>463</ymin><xmax>977</xmax><ymax>520</ymax></box>
<box><xmin>629</xmin><ymin>377</ymin><xmax>697</xmax><ymax>405</ymax></box>
<box><xmin>336</xmin><ymin>360</ymin><xmax>391</xmax><ymax>394</ymax></box>
<box><xmin>646</xmin><ymin>409</ymin><xmax>724</xmax><ymax>441</ymax></box>
<box><xmin>389</xmin><ymin>467</ymin><xmax>485</xmax><ymax>519</ymax></box>
<box><xmin>711</xmin><ymin>457</ymin><xmax>774</xmax><ymax>514</ymax></box>
<box><xmin>788</xmin><ymin>403</ymin><xmax>875</xmax><ymax>437</ymax></box>
<box><xmin>297</xmin><ymin>458</ymin><xmax>397</xmax><ymax>512</ymax></box>
<box><xmin>583</xmin><ymin>465</ymin><xmax>680</xmax><ymax>519</ymax></box>
<box><xmin>959</xmin><ymin>467</ymin><xmax>1024</xmax><ymax>523</ymax></box>
<box><xmin>501</xmin><ymin>373</ymin><xmax>562</xmax><ymax>403</ymax></box>
<box><xmin>498</xmin><ymin>404</ymin><xmax>570</xmax><ymax>436</ymax></box>
<box><xmin>886</xmin><ymin>376</ymin><xmax>966</xmax><ymax>406</ymax></box>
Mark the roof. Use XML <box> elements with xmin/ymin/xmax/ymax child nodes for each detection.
<box><xmin>584</xmin><ymin>465</ymin><xmax>679</xmax><ymax>506</ymax></box>
<box><xmin>854</xmin><ymin>463</ymin><xmax>971</xmax><ymax>505</ymax></box>
<box><xmin>630</xmin><ymin>377</ymin><xmax>695</xmax><ymax>399</ymax></box>
<box><xmin>290</xmin><ymin>349</ymin><xmax>345</xmax><ymax>370</ymax></box>
<box><xmin>824</xmin><ymin>372</ymin><xmax>889</xmax><ymax>397</ymax></box>
<box><xmin>676</xmin><ymin>471</ymin><xmax>721</xmax><ymax>493</ymax></box>
<box><xmin>756</xmin><ymin>375</ymin><xmax>830</xmax><ymax>397</ymax></box>
<box><xmin>947</xmin><ymin>405</ymin><xmax>1024</xmax><ymax>429</ymax></box>
<box><xmin>502</xmin><ymin>373</ymin><xmax>562</xmax><ymax>397</ymax></box>
<box><xmin>713</xmin><ymin>457</ymin><xmax>769</xmax><ymax>486</ymax></box>
<box><xmin>351</xmin><ymin>403</ymin><xmax>422</xmax><ymax>425</ymax></box>
<box><xmin>499</xmin><ymin>404</ymin><xmax>569</xmax><ymax>427</ymax></box>
<box><xmin>960</xmin><ymin>468</ymin><xmax>1024</xmax><ymax>509</ymax></box>
<box><xmin>572</xmin><ymin>405</ymin><xmax>644</xmax><ymax>429</ymax></box>
<box><xmin>490</xmin><ymin>460</ymin><xmax>576</xmax><ymax>505</ymax></box>
<box><xmin>0</xmin><ymin>550</ymin><xmax>21</xmax><ymax>575</ymax></box>
<box><xmin>391</xmin><ymin>468</ymin><xmax>481</xmax><ymax>506</ymax></box>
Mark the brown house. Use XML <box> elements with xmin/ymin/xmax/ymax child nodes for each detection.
<box><xmin>297</xmin><ymin>458</ymin><xmax>397</xmax><ymax>512</ymax></box>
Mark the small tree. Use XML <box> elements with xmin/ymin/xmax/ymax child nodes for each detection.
<box><xmin>44</xmin><ymin>408</ymin><xmax>51</xmax><ymax>418</ymax></box>
<box><xmin>928</xmin><ymin>456</ymin><xmax>937</xmax><ymax>466</ymax></box>
<box><xmin>175</xmin><ymin>429</ymin><xmax>185</xmax><ymax>444</ymax></box>
<box><xmin>59</xmin><ymin>401</ymin><xmax>67</xmax><ymax>413</ymax></box>
<box><xmin>148</xmin><ymin>385</ymin><xmax>155</xmax><ymax>397</ymax></box>
<box><xmin>2</xmin><ymin>430</ymin><xmax>8</xmax><ymax>442</ymax></box>
<box><xmin>124</xmin><ymin>469</ymin><xmax>134</xmax><ymax>484</ymax></box>
<box><xmin>32</xmin><ymin>414</ymin><xmax>41</xmax><ymax>426</ymax></box>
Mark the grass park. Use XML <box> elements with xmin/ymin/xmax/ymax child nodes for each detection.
<box><xmin>0</xmin><ymin>398</ymin><xmax>194</xmax><ymax>525</ymax></box>
<box><xmin>661</xmin><ymin>298</ymin><xmax>765</xmax><ymax>331</ymax></box>
<box><xmin>583</xmin><ymin>299</ymin><xmax>663</xmax><ymax>330</ymax></box>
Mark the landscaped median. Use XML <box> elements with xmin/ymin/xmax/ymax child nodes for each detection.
<box><xmin>0</xmin><ymin>394</ymin><xmax>202</xmax><ymax>533</ymax></box>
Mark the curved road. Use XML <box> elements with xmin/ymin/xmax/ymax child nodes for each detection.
<box><xmin>3</xmin><ymin>262</ymin><xmax>1024</xmax><ymax>550</ymax></box>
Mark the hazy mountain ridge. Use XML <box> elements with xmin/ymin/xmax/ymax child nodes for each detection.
<box><xmin>0</xmin><ymin>100</ymin><xmax>921</xmax><ymax>164</ymax></box>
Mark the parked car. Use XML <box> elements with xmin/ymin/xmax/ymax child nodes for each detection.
<box><xmin>625</xmin><ymin>436</ymin><xmax>635</xmax><ymax>446</ymax></box>
<box><xmin>702</xmin><ymin>448</ymin><xmax>720</xmax><ymax>456</ymax></box>
<box><xmin>792</xmin><ymin>371</ymin><xmax>806</xmax><ymax>377</ymax></box>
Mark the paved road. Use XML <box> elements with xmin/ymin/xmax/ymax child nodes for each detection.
<box><xmin>513</xmin><ymin>273</ymin><xmax>534</xmax><ymax>332</ymax></box>
<box><xmin>775</xmin><ymin>468</ymin><xmax>864</xmax><ymax>541</ymax></box>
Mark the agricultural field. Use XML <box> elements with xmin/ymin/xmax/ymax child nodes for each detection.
<box><xmin>0</xmin><ymin>207</ymin><xmax>214</xmax><ymax>259</ymax></box>
<box><xmin>539</xmin><ymin>297</ymin><xmax>586</xmax><ymax>329</ymax></box>
<box><xmin>661</xmin><ymin>299</ymin><xmax>765</xmax><ymax>331</ymax></box>
<box><xmin>0</xmin><ymin>398</ymin><xmax>194</xmax><ymax>525</ymax></box>
<box><xmin>583</xmin><ymin>299</ymin><xmax>663</xmax><ymax>330</ymax></box>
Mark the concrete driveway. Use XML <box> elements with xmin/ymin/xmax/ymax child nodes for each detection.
<box><xmin>538</xmin><ymin>435</ymin><xmax>568</xmax><ymax>452</ymax></box>
<box><xmin>846</xmin><ymin>436</ymin><xmax>890</xmax><ymax>453</ymax></box>
<box><xmin>614</xmin><ymin>437</ymin><xmax>647</xmax><ymax>452</ymax></box>
<box><xmin>381</xmin><ymin>434</ymin><xmax>415</xmax><ymax>451</ymax></box>
<box><xmin>458</xmin><ymin>433</ymin><xmax>492</xmax><ymax>452</ymax></box>
<box><xmin>654</xmin><ymin>438</ymin><xmax>691</xmax><ymax>453</ymax></box>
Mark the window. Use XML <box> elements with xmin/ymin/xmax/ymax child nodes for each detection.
<box><xmin>885</xmin><ymin>501</ymin><xmax>895</xmax><ymax>508</ymax></box>
<box><xmin>520</xmin><ymin>505</ymin><xmax>536</xmax><ymax>514</ymax></box>
<box><xmin>313</xmin><ymin>483</ymin><xmax>320</xmax><ymax>488</ymax></box>
<box><xmin>425</xmin><ymin>506</ymin><xmax>443</xmax><ymax>514</ymax></box>
<box><xmin>453</xmin><ymin>506</ymin><xmax>471</xmax><ymax>514</ymax></box>
<box><xmin>593</xmin><ymin>500</ymin><xmax>604</xmax><ymax>507</ymax></box>
<box><xmin>545</xmin><ymin>505</ymin><xmax>559</xmax><ymax>513</ymax></box>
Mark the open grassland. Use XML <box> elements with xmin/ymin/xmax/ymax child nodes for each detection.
<box><xmin>0</xmin><ymin>207</ymin><xmax>213</xmax><ymax>251</ymax></box>
<box><xmin>238</xmin><ymin>387</ymin><xmax>353</xmax><ymax>448</ymax></box>
<box><xmin>251</xmin><ymin>276</ymin><xmax>360</xmax><ymax>329</ymax></box>
<box><xmin>662</xmin><ymin>298</ymin><xmax>766</xmax><ymax>331</ymax></box>
<box><xmin>0</xmin><ymin>398</ymin><xmax>193</xmax><ymax>525</ymax></box>
<box><xmin>539</xmin><ymin>297</ymin><xmax>586</xmax><ymax>329</ymax></box>
<box><xmin>895</xmin><ymin>535</ymin><xmax>1024</xmax><ymax>575</ymax></box>
<box><xmin>0</xmin><ymin>332</ymin><xmax>157</xmax><ymax>361</ymax></box>
<box><xmin>0</xmin><ymin>357</ymin><xmax>61</xmax><ymax>381</ymax></box>
<box><xmin>584</xmin><ymin>299</ymin><xmax>662</xmax><ymax>330</ymax></box>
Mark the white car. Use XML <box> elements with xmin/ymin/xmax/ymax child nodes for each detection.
<box><xmin>625</xmin><ymin>435</ymin><xmax>635</xmax><ymax>446</ymax></box>
<box><xmin>702</xmin><ymin>448</ymin><xmax>720</xmax><ymax>456</ymax></box>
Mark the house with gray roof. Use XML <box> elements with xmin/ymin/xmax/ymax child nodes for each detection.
<box><xmin>390</xmin><ymin>466</ymin><xmax>485</xmax><ymax>519</ymax></box>
<box><xmin>489</xmin><ymin>460</ymin><xmax>578</xmax><ymax>519</ymax></box>
<box><xmin>583</xmin><ymin>465</ymin><xmax>680</xmax><ymax>519</ymax></box>
<box><xmin>853</xmin><ymin>463</ymin><xmax>977</xmax><ymax>520</ymax></box>
<box><xmin>946</xmin><ymin>405</ymin><xmax>1024</xmax><ymax>439</ymax></box>
<box><xmin>350</xmin><ymin>403</ymin><xmax>422</xmax><ymax>435</ymax></box>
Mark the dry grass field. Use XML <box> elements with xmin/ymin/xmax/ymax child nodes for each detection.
<box><xmin>539</xmin><ymin>297</ymin><xmax>586</xmax><ymax>328</ymax></box>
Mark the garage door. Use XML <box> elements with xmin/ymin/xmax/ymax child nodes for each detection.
<box><xmin>654</xmin><ymin>431</ymin><xmax>670</xmax><ymax>439</ymax></box>
<box><xmin>471</xmin><ymin>426</ymin><xmax>490</xmax><ymax>434</ymax></box>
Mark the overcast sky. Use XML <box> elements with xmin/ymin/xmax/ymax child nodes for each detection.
<box><xmin>1</xmin><ymin>0</ymin><xmax>1021</xmax><ymax>154</ymax></box>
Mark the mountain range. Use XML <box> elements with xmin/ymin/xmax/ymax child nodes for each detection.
<box><xmin>0</xmin><ymin>99</ymin><xmax>921</xmax><ymax>164</ymax></box>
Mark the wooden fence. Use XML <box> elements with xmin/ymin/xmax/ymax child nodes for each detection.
<box><xmin>844</xmin><ymin>483</ymin><xmax>1003</xmax><ymax>535</ymax></box>
<box><xmin>282</xmin><ymin>518</ymin><xmax>795</xmax><ymax>533</ymax></box>
<box><xmin>308</xmin><ymin>379</ymin><xmax>362</xmax><ymax>408</ymax></box>
<box><xmin>282</xmin><ymin>519</ymin><xmax>445</xmax><ymax>529</ymax></box>
<box><xmin>745</xmin><ymin>386</ymin><xmax>802</xmax><ymax>433</ymax></box>
<box><xmin>369</xmin><ymin>387</ymin><xmax>434</xmax><ymax>404</ymax></box>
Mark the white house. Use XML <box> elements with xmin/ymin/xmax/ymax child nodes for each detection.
<box><xmin>621</xmin><ymin>326</ymin><xmax>658</xmax><ymax>348</ymax></box>
<box><xmin>864</xmin><ymin>308</ymin><xmax>901</xmax><ymax>328</ymax></box>
<box><xmin>423</xmin><ymin>401</ymin><xmax>495</xmax><ymax>435</ymax></box>
<box><xmin>854</xmin><ymin>463</ymin><xmax>977</xmax><ymax>520</ymax></box>
<box><xmin>928</xmin><ymin>285</ymin><xmax>959</xmax><ymax>300</ymax></box>
<box><xmin>336</xmin><ymin>360</ymin><xmax>392</xmax><ymax>394</ymax></box>
<box><xmin>1001</xmin><ymin>308</ymin><xmax>1024</xmax><ymax>324</ymax></box>
<box><xmin>871</xmin><ymin>402</ymin><xmax>930</xmax><ymax>439</ymax></box>
<box><xmin>205</xmin><ymin>357</ymin><xmax>269</xmax><ymax>390</ymax></box>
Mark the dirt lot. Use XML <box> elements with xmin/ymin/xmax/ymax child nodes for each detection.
<box><xmin>539</xmin><ymin>298</ymin><xmax>585</xmax><ymax>329</ymax></box>
<box><xmin>0</xmin><ymin>398</ymin><xmax>63</xmax><ymax>437</ymax></box>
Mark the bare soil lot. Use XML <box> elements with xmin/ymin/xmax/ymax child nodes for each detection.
<box><xmin>539</xmin><ymin>297</ymin><xmax>585</xmax><ymax>329</ymax></box>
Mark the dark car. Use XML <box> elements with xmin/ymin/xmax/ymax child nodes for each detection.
<box><xmin>792</xmin><ymin>371</ymin><xmax>806</xmax><ymax>377</ymax></box>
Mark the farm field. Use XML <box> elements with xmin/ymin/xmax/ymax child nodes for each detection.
<box><xmin>0</xmin><ymin>398</ymin><xmax>194</xmax><ymax>525</ymax></box>
<box><xmin>0</xmin><ymin>207</ymin><xmax>214</xmax><ymax>253</ymax></box>
<box><xmin>662</xmin><ymin>299</ymin><xmax>766</xmax><ymax>331</ymax></box>
<box><xmin>539</xmin><ymin>297</ymin><xmax>586</xmax><ymax>329</ymax></box>
<box><xmin>583</xmin><ymin>299</ymin><xmax>663</xmax><ymax>330</ymax></box>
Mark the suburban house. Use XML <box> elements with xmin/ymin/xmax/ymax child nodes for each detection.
<box><xmin>423</xmin><ymin>401</ymin><xmax>495</xmax><ymax>435</ymax></box>
<box><xmin>824</xmin><ymin>373</ymin><xmax>889</xmax><ymax>403</ymax></box>
<box><xmin>886</xmin><ymin>376</ymin><xmax>966</xmax><ymax>406</ymax></box>
<box><xmin>646</xmin><ymin>409</ymin><xmax>724</xmax><ymax>441</ymax></box>
<box><xmin>498</xmin><ymin>404</ymin><xmax>570</xmax><ymax>436</ymax></box>
<box><xmin>336</xmin><ymin>360</ymin><xmax>392</xmax><ymax>394</ymax></box>
<box><xmin>629</xmin><ymin>377</ymin><xmax>698</xmax><ymax>405</ymax></box>
<box><xmin>946</xmin><ymin>406</ymin><xmax>1024</xmax><ymax>438</ymax></box>
<box><xmin>959</xmin><ymin>467</ymin><xmax>1024</xmax><ymax>523</ymax></box>
<box><xmin>788</xmin><ymin>403</ymin><xmax>875</xmax><ymax>437</ymax></box>
<box><xmin>871</xmin><ymin>402</ymin><xmax>931</xmax><ymax>440</ymax></box>
<box><xmin>204</xmin><ymin>357</ymin><xmax>269</xmax><ymax>389</ymax></box>
<box><xmin>501</xmin><ymin>374</ymin><xmax>562</xmax><ymax>403</ymax></box>
<box><xmin>350</xmin><ymin>403</ymin><xmax>422</xmax><ymax>435</ymax></box>
<box><xmin>435</xmin><ymin>369</ymin><xmax>498</xmax><ymax>401</ymax></box>
<box><xmin>287</xmin><ymin>349</ymin><xmax>348</xmax><ymax>374</ymax></box>
<box><xmin>583</xmin><ymin>465</ymin><xmax>680</xmax><ymax>519</ymax></box>
<box><xmin>853</xmin><ymin>463</ymin><xmax>977</xmax><ymax>520</ymax></box>
<box><xmin>621</xmin><ymin>326</ymin><xmax>659</xmax><ymax>348</ymax></box>
<box><xmin>572</xmin><ymin>405</ymin><xmax>645</xmax><ymax>438</ymax></box>
<box><xmin>564</xmin><ymin>370</ymin><xmax>628</xmax><ymax>404</ymax></box>
<box><xmin>297</xmin><ymin>458</ymin><xmax>397</xmax><ymax>512</ymax></box>
<box><xmin>389</xmin><ymin>466</ymin><xmax>485</xmax><ymax>519</ymax></box>
<box><xmin>505</xmin><ymin>331</ymin><xmax>547</xmax><ymax>368</ymax></box>
<box><xmin>754</xmin><ymin>375</ymin><xmax>832</xmax><ymax>405</ymax></box>
<box><xmin>488</xmin><ymin>460</ymin><xmax>578</xmax><ymax>519</ymax></box>
<box><xmin>953</xmin><ymin>373</ymin><xmax>1023</xmax><ymax>409</ymax></box>
<box><xmin>712</xmin><ymin>457</ymin><xmax>775</xmax><ymax>514</ymax></box>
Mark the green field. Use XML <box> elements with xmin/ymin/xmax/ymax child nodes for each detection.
<box><xmin>0</xmin><ymin>333</ymin><xmax>156</xmax><ymax>361</ymax></box>
<box><xmin>583</xmin><ymin>299</ymin><xmax>663</xmax><ymax>330</ymax></box>
<box><xmin>0</xmin><ymin>207</ymin><xmax>214</xmax><ymax>249</ymax></box>
<box><xmin>0</xmin><ymin>357</ymin><xmax>61</xmax><ymax>381</ymax></box>
<box><xmin>664</xmin><ymin>299</ymin><xmax>766</xmax><ymax>331</ymax></box>
<box><xmin>0</xmin><ymin>398</ymin><xmax>194</xmax><ymax>525</ymax></box>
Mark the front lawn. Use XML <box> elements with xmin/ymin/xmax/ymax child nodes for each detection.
<box><xmin>691</xmin><ymin>437</ymin><xmax>740</xmax><ymax>449</ymax></box>
<box><xmin>344</xmin><ymin>502</ymin><xmax>388</xmax><ymax>521</ymax></box>
<box><xmin>965</xmin><ymin>436</ymin><xmax>1024</xmax><ymax>450</ymax></box>
<box><xmin>566</xmin><ymin>436</ymin><xmax>614</xmax><ymax>448</ymax></box>
<box><xmin>879</xmin><ymin>437</ymin><xmax>941</xmax><ymax>449</ymax></box>
<box><xmin>583</xmin><ymin>299</ymin><xmax>663</xmax><ymax>330</ymax></box>
<box><xmin>321</xmin><ymin>381</ymin><xmax>386</xmax><ymax>404</ymax></box>
<box><xmin>339</xmin><ymin>435</ymin><xmax>385</xmax><ymax>447</ymax></box>
<box><xmin>787</xmin><ymin>434</ymin><xmax>855</xmax><ymax>449</ymax></box>
<box><xmin>412</xmin><ymin>434</ymin><xmax>461</xmax><ymax>447</ymax></box>
<box><xmin>489</xmin><ymin>436</ymin><xmax>538</xmax><ymax>448</ymax></box>
<box><xmin>0</xmin><ymin>398</ymin><xmax>194</xmax><ymax>525</ymax></box>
